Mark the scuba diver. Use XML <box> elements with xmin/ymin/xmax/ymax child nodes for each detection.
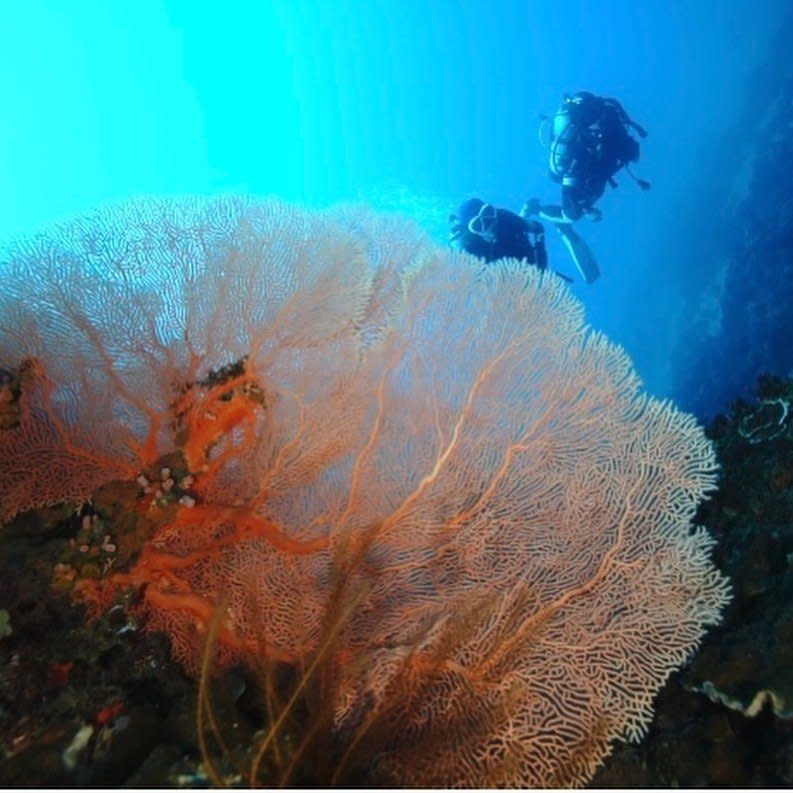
<box><xmin>449</xmin><ymin>197</ymin><xmax>548</xmax><ymax>269</ymax></box>
<box><xmin>537</xmin><ymin>91</ymin><xmax>650</xmax><ymax>223</ymax></box>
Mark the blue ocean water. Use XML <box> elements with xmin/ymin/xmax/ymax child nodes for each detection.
<box><xmin>1</xmin><ymin>0</ymin><xmax>789</xmax><ymax>418</ymax></box>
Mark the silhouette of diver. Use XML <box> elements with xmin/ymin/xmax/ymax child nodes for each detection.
<box><xmin>533</xmin><ymin>91</ymin><xmax>650</xmax><ymax>224</ymax></box>
<box><xmin>448</xmin><ymin>197</ymin><xmax>548</xmax><ymax>268</ymax></box>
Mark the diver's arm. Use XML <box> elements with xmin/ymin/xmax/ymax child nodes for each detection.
<box><xmin>604</xmin><ymin>96</ymin><xmax>647</xmax><ymax>138</ymax></box>
<box><xmin>603</xmin><ymin>97</ymin><xmax>629</xmax><ymax>123</ymax></box>
<box><xmin>538</xmin><ymin>205</ymin><xmax>573</xmax><ymax>224</ymax></box>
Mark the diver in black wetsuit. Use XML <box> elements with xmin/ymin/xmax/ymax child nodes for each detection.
<box><xmin>448</xmin><ymin>197</ymin><xmax>548</xmax><ymax>268</ymax></box>
<box><xmin>535</xmin><ymin>91</ymin><xmax>650</xmax><ymax>223</ymax></box>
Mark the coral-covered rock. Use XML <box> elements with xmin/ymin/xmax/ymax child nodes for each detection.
<box><xmin>686</xmin><ymin>376</ymin><xmax>793</xmax><ymax>722</ymax></box>
<box><xmin>594</xmin><ymin>374</ymin><xmax>793</xmax><ymax>788</ymax></box>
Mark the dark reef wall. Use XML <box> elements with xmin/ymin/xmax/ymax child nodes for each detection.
<box><xmin>671</xmin><ymin>11</ymin><xmax>793</xmax><ymax>420</ymax></box>
<box><xmin>594</xmin><ymin>374</ymin><xmax>793</xmax><ymax>788</ymax></box>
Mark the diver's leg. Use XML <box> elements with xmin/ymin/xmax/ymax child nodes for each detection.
<box><xmin>521</xmin><ymin>199</ymin><xmax>573</xmax><ymax>225</ymax></box>
<box><xmin>537</xmin><ymin>205</ymin><xmax>572</xmax><ymax>224</ymax></box>
<box><xmin>561</xmin><ymin>184</ymin><xmax>585</xmax><ymax>222</ymax></box>
<box><xmin>522</xmin><ymin>185</ymin><xmax>583</xmax><ymax>224</ymax></box>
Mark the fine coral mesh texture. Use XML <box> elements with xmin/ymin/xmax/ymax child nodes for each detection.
<box><xmin>0</xmin><ymin>197</ymin><xmax>730</xmax><ymax>787</ymax></box>
<box><xmin>0</xmin><ymin>197</ymin><xmax>408</xmax><ymax>521</ymax></box>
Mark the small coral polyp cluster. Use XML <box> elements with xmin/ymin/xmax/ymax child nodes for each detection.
<box><xmin>0</xmin><ymin>197</ymin><xmax>730</xmax><ymax>787</ymax></box>
<box><xmin>77</xmin><ymin>356</ymin><xmax>287</xmax><ymax>668</ymax></box>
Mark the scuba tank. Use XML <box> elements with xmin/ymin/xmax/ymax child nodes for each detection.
<box><xmin>546</xmin><ymin>93</ymin><xmax>599</xmax><ymax>183</ymax></box>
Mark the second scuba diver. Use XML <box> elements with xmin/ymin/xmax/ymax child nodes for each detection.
<box><xmin>531</xmin><ymin>90</ymin><xmax>650</xmax><ymax>224</ymax></box>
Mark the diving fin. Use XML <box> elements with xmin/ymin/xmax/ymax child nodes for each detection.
<box><xmin>554</xmin><ymin>223</ymin><xmax>600</xmax><ymax>283</ymax></box>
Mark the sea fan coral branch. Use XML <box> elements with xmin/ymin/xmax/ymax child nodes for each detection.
<box><xmin>0</xmin><ymin>197</ymin><xmax>730</xmax><ymax>787</ymax></box>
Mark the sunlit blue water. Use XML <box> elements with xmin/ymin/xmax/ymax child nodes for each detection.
<box><xmin>1</xmin><ymin>0</ymin><xmax>788</xmax><ymax>417</ymax></box>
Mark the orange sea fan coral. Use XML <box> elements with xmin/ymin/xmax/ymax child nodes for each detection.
<box><xmin>0</xmin><ymin>196</ymin><xmax>730</xmax><ymax>786</ymax></box>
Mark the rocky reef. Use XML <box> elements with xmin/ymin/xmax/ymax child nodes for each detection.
<box><xmin>594</xmin><ymin>374</ymin><xmax>793</xmax><ymax>787</ymax></box>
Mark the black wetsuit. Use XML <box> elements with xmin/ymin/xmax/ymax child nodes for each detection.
<box><xmin>456</xmin><ymin>207</ymin><xmax>548</xmax><ymax>268</ymax></box>
<box><xmin>551</xmin><ymin>93</ymin><xmax>641</xmax><ymax>221</ymax></box>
